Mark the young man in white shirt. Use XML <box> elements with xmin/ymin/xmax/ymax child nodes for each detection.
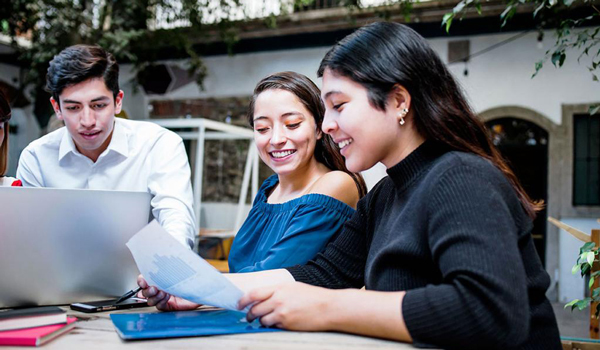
<box><xmin>17</xmin><ymin>45</ymin><xmax>196</xmax><ymax>248</ymax></box>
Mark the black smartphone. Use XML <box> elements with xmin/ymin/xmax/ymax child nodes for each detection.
<box><xmin>70</xmin><ymin>297</ymin><xmax>148</xmax><ymax>313</ymax></box>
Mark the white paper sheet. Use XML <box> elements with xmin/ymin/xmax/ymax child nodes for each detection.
<box><xmin>126</xmin><ymin>220</ymin><xmax>243</xmax><ymax>311</ymax></box>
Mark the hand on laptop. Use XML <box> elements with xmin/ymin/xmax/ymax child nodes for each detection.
<box><xmin>137</xmin><ymin>275</ymin><xmax>201</xmax><ymax>311</ymax></box>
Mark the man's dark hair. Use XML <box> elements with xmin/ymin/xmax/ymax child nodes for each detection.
<box><xmin>46</xmin><ymin>45</ymin><xmax>119</xmax><ymax>105</ymax></box>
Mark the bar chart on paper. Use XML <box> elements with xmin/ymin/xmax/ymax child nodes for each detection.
<box><xmin>126</xmin><ymin>220</ymin><xmax>245</xmax><ymax>310</ymax></box>
<box><xmin>148</xmin><ymin>255</ymin><xmax>196</xmax><ymax>289</ymax></box>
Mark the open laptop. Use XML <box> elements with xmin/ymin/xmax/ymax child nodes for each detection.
<box><xmin>0</xmin><ymin>187</ymin><xmax>152</xmax><ymax>308</ymax></box>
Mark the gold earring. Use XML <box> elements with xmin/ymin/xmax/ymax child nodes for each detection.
<box><xmin>399</xmin><ymin>108</ymin><xmax>408</xmax><ymax>126</ymax></box>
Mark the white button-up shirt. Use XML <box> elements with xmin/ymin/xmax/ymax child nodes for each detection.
<box><xmin>16</xmin><ymin>118</ymin><xmax>196</xmax><ymax>248</ymax></box>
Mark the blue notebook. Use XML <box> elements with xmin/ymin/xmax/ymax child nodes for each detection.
<box><xmin>110</xmin><ymin>309</ymin><xmax>283</xmax><ymax>340</ymax></box>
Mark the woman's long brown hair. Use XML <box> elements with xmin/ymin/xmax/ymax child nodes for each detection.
<box><xmin>248</xmin><ymin>71</ymin><xmax>367</xmax><ymax>198</ymax></box>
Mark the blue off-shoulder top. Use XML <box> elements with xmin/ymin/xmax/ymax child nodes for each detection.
<box><xmin>228</xmin><ymin>175</ymin><xmax>355</xmax><ymax>273</ymax></box>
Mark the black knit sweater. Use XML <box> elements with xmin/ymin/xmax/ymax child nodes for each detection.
<box><xmin>287</xmin><ymin>141</ymin><xmax>561</xmax><ymax>350</ymax></box>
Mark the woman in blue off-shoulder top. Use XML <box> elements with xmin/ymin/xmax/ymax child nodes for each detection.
<box><xmin>228</xmin><ymin>72</ymin><xmax>367</xmax><ymax>273</ymax></box>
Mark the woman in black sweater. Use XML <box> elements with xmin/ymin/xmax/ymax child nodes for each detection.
<box><xmin>140</xmin><ymin>22</ymin><xmax>561</xmax><ymax>349</ymax></box>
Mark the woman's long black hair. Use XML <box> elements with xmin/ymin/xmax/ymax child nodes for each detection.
<box><xmin>248</xmin><ymin>71</ymin><xmax>367</xmax><ymax>198</ymax></box>
<box><xmin>318</xmin><ymin>22</ymin><xmax>541</xmax><ymax>218</ymax></box>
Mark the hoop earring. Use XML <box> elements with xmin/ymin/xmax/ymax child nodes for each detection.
<box><xmin>399</xmin><ymin>108</ymin><xmax>408</xmax><ymax>126</ymax></box>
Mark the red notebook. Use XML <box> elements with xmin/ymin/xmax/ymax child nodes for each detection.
<box><xmin>0</xmin><ymin>317</ymin><xmax>77</xmax><ymax>346</ymax></box>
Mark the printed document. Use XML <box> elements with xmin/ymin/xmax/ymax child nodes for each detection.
<box><xmin>127</xmin><ymin>220</ymin><xmax>243</xmax><ymax>311</ymax></box>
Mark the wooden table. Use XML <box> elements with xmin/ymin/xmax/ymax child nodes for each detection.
<box><xmin>3</xmin><ymin>306</ymin><xmax>422</xmax><ymax>350</ymax></box>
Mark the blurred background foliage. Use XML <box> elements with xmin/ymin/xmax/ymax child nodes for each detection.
<box><xmin>0</xmin><ymin>0</ymin><xmax>250</xmax><ymax>126</ymax></box>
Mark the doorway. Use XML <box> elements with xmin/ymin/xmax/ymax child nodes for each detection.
<box><xmin>486</xmin><ymin>118</ymin><xmax>549</xmax><ymax>266</ymax></box>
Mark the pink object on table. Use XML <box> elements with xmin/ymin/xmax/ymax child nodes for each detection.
<box><xmin>0</xmin><ymin>317</ymin><xmax>77</xmax><ymax>346</ymax></box>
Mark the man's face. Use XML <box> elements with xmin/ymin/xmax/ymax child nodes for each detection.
<box><xmin>51</xmin><ymin>78</ymin><xmax>123</xmax><ymax>162</ymax></box>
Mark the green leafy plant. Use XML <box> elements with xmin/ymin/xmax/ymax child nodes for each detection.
<box><xmin>0</xmin><ymin>0</ymin><xmax>248</xmax><ymax>127</ymax></box>
<box><xmin>566</xmin><ymin>241</ymin><xmax>600</xmax><ymax>316</ymax></box>
<box><xmin>442</xmin><ymin>0</ymin><xmax>600</xmax><ymax>115</ymax></box>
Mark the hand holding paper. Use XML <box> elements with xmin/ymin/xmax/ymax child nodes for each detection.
<box><xmin>127</xmin><ymin>220</ymin><xmax>243</xmax><ymax>311</ymax></box>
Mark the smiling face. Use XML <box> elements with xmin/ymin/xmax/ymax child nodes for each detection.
<box><xmin>321</xmin><ymin>69</ymin><xmax>413</xmax><ymax>173</ymax></box>
<box><xmin>252</xmin><ymin>89</ymin><xmax>322</xmax><ymax>177</ymax></box>
<box><xmin>51</xmin><ymin>78</ymin><xmax>123</xmax><ymax>162</ymax></box>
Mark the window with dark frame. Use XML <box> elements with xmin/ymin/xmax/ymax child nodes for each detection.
<box><xmin>573</xmin><ymin>113</ymin><xmax>600</xmax><ymax>206</ymax></box>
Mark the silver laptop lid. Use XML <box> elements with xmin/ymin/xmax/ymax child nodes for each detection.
<box><xmin>0</xmin><ymin>187</ymin><xmax>152</xmax><ymax>308</ymax></box>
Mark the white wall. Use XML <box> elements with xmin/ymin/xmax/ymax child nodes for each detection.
<box><xmin>123</xmin><ymin>29</ymin><xmax>599</xmax><ymax>125</ymax></box>
<box><xmin>436</xmin><ymin>30</ymin><xmax>599</xmax><ymax>125</ymax></box>
<box><xmin>120</xmin><ymin>47</ymin><xmax>331</xmax><ymax>120</ymax></box>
